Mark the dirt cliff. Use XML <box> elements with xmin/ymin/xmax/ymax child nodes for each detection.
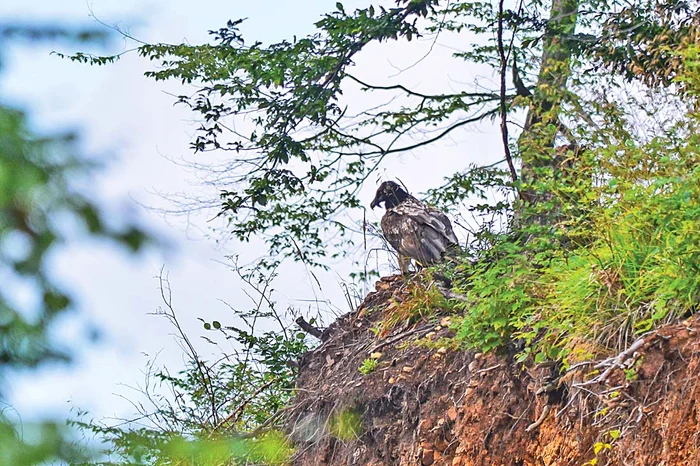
<box><xmin>286</xmin><ymin>275</ymin><xmax>700</xmax><ymax>466</ymax></box>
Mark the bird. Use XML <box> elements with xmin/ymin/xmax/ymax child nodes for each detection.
<box><xmin>370</xmin><ymin>181</ymin><xmax>459</xmax><ymax>273</ymax></box>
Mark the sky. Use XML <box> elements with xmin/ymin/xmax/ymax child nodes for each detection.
<box><xmin>0</xmin><ymin>0</ymin><xmax>504</xmax><ymax>425</ymax></box>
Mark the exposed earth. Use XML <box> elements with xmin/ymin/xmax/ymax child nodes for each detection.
<box><xmin>287</xmin><ymin>275</ymin><xmax>700</xmax><ymax>465</ymax></box>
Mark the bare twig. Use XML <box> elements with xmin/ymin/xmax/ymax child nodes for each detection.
<box><xmin>475</xmin><ymin>364</ymin><xmax>503</xmax><ymax>375</ymax></box>
<box><xmin>574</xmin><ymin>334</ymin><xmax>650</xmax><ymax>388</ymax></box>
<box><xmin>157</xmin><ymin>268</ymin><xmax>219</xmax><ymax>425</ymax></box>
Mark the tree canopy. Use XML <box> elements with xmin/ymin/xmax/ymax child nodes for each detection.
<box><xmin>68</xmin><ymin>0</ymin><xmax>699</xmax><ymax>270</ymax></box>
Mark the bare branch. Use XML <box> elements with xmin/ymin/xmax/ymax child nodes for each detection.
<box><xmin>497</xmin><ymin>0</ymin><xmax>520</xmax><ymax>186</ymax></box>
<box><xmin>296</xmin><ymin>317</ymin><xmax>324</xmax><ymax>340</ymax></box>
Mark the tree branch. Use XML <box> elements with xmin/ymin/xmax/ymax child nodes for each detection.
<box><xmin>346</xmin><ymin>73</ymin><xmax>499</xmax><ymax>100</ymax></box>
<box><xmin>497</xmin><ymin>0</ymin><xmax>519</xmax><ymax>186</ymax></box>
<box><xmin>296</xmin><ymin>316</ymin><xmax>324</xmax><ymax>340</ymax></box>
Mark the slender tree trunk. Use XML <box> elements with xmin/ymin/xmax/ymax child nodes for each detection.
<box><xmin>518</xmin><ymin>0</ymin><xmax>579</xmax><ymax>206</ymax></box>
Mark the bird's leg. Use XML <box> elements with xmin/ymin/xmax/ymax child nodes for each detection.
<box><xmin>398</xmin><ymin>255</ymin><xmax>412</xmax><ymax>275</ymax></box>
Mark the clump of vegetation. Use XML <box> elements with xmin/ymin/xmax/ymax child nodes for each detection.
<box><xmin>359</xmin><ymin>358</ymin><xmax>378</xmax><ymax>375</ymax></box>
<box><xmin>329</xmin><ymin>409</ymin><xmax>363</xmax><ymax>441</ymax></box>
<box><xmin>451</xmin><ymin>89</ymin><xmax>700</xmax><ymax>365</ymax></box>
<box><xmin>373</xmin><ymin>274</ymin><xmax>451</xmax><ymax>337</ymax></box>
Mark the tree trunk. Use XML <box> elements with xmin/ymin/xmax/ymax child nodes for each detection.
<box><xmin>518</xmin><ymin>0</ymin><xmax>580</xmax><ymax>207</ymax></box>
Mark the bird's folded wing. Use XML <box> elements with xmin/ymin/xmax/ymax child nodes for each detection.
<box><xmin>394</xmin><ymin>200</ymin><xmax>458</xmax><ymax>245</ymax></box>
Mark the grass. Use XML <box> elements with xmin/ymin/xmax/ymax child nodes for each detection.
<box><xmin>450</xmin><ymin>135</ymin><xmax>700</xmax><ymax>366</ymax></box>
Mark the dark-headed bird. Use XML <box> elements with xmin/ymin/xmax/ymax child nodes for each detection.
<box><xmin>370</xmin><ymin>181</ymin><xmax>459</xmax><ymax>273</ymax></box>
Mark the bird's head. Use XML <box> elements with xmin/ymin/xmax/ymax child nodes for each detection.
<box><xmin>370</xmin><ymin>181</ymin><xmax>409</xmax><ymax>209</ymax></box>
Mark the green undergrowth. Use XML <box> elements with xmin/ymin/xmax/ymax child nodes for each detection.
<box><xmin>372</xmin><ymin>275</ymin><xmax>450</xmax><ymax>338</ymax></box>
<box><xmin>449</xmin><ymin>135</ymin><xmax>700</xmax><ymax>366</ymax></box>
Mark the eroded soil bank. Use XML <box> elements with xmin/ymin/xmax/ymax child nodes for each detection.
<box><xmin>287</xmin><ymin>275</ymin><xmax>700</xmax><ymax>465</ymax></box>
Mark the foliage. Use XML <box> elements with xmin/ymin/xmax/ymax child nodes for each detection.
<box><xmin>57</xmin><ymin>1</ymin><xmax>526</xmax><ymax>266</ymax></box>
<box><xmin>374</xmin><ymin>274</ymin><xmax>449</xmax><ymax>337</ymax></box>
<box><xmin>0</xmin><ymin>24</ymin><xmax>149</xmax><ymax>466</ymax></box>
<box><xmin>61</xmin><ymin>0</ymin><xmax>696</xmax><ymax>275</ymax></box>
<box><xmin>329</xmin><ymin>409</ymin><xmax>362</xmax><ymax>441</ymax></box>
<box><xmin>452</xmin><ymin>44</ymin><xmax>700</xmax><ymax>364</ymax></box>
<box><xmin>74</xmin><ymin>264</ymin><xmax>309</xmax><ymax>465</ymax></box>
<box><xmin>359</xmin><ymin>358</ymin><xmax>378</xmax><ymax>374</ymax></box>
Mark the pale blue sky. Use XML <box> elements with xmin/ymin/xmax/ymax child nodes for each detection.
<box><xmin>1</xmin><ymin>0</ymin><xmax>503</xmax><ymax>424</ymax></box>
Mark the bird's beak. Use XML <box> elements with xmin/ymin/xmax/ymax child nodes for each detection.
<box><xmin>370</xmin><ymin>194</ymin><xmax>381</xmax><ymax>209</ymax></box>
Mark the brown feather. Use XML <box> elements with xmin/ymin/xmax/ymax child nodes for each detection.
<box><xmin>380</xmin><ymin>195</ymin><xmax>458</xmax><ymax>268</ymax></box>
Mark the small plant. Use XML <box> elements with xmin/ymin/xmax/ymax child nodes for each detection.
<box><xmin>375</xmin><ymin>275</ymin><xmax>451</xmax><ymax>337</ymax></box>
<box><xmin>329</xmin><ymin>409</ymin><xmax>363</xmax><ymax>440</ymax></box>
<box><xmin>359</xmin><ymin>358</ymin><xmax>378</xmax><ymax>375</ymax></box>
<box><xmin>623</xmin><ymin>357</ymin><xmax>643</xmax><ymax>382</ymax></box>
<box><xmin>583</xmin><ymin>441</ymin><xmax>612</xmax><ymax>466</ymax></box>
<box><xmin>583</xmin><ymin>430</ymin><xmax>620</xmax><ymax>465</ymax></box>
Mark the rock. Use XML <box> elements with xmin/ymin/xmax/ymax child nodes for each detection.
<box><xmin>447</xmin><ymin>406</ymin><xmax>458</xmax><ymax>421</ymax></box>
<box><xmin>421</xmin><ymin>449</ymin><xmax>435</xmax><ymax>466</ymax></box>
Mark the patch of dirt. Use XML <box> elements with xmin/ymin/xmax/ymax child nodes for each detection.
<box><xmin>287</xmin><ymin>275</ymin><xmax>700</xmax><ymax>465</ymax></box>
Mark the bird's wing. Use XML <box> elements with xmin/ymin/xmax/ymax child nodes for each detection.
<box><xmin>382</xmin><ymin>211</ymin><xmax>439</xmax><ymax>264</ymax></box>
<box><xmin>395</xmin><ymin>197</ymin><xmax>458</xmax><ymax>245</ymax></box>
<box><xmin>382</xmin><ymin>198</ymin><xmax>459</xmax><ymax>265</ymax></box>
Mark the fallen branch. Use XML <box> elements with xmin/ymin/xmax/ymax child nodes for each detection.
<box><xmin>368</xmin><ymin>325</ymin><xmax>433</xmax><ymax>353</ymax></box>
<box><xmin>296</xmin><ymin>316</ymin><xmax>324</xmax><ymax>340</ymax></box>
<box><xmin>475</xmin><ymin>364</ymin><xmax>503</xmax><ymax>375</ymax></box>
<box><xmin>525</xmin><ymin>405</ymin><xmax>551</xmax><ymax>432</ymax></box>
<box><xmin>575</xmin><ymin>334</ymin><xmax>651</xmax><ymax>388</ymax></box>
